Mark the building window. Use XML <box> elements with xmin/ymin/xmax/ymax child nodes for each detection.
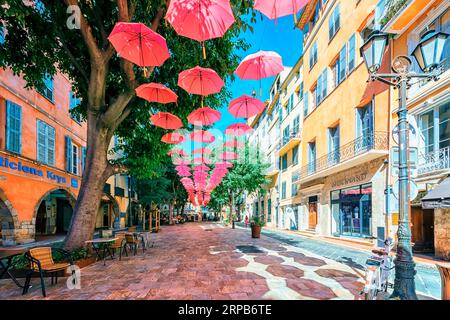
<box><xmin>72</xmin><ymin>144</ymin><xmax>79</xmax><ymax>175</ymax></box>
<box><xmin>309</xmin><ymin>41</ymin><xmax>318</xmax><ymax>70</ymax></box>
<box><xmin>5</xmin><ymin>101</ymin><xmax>22</xmax><ymax>154</ymax></box>
<box><xmin>0</xmin><ymin>25</ymin><xmax>5</xmax><ymax>45</ymax></box>
<box><xmin>291</xmin><ymin>176</ymin><xmax>298</xmax><ymax>197</ymax></box>
<box><xmin>328</xmin><ymin>126</ymin><xmax>340</xmax><ymax>165</ymax></box>
<box><xmin>293</xmin><ymin>116</ymin><xmax>300</xmax><ymax>135</ymax></box>
<box><xmin>267</xmin><ymin>199</ymin><xmax>272</xmax><ymax>222</ymax></box>
<box><xmin>283</xmin><ymin>125</ymin><xmax>290</xmax><ymax>145</ymax></box>
<box><xmin>315</xmin><ymin>69</ymin><xmax>328</xmax><ymax>106</ymax></box>
<box><xmin>281</xmin><ymin>182</ymin><xmax>287</xmax><ymax>200</ymax></box>
<box><xmin>303</xmin><ymin>92</ymin><xmax>309</xmax><ymax>117</ymax></box>
<box><xmin>281</xmin><ymin>154</ymin><xmax>288</xmax><ymax>171</ymax></box>
<box><xmin>39</xmin><ymin>74</ymin><xmax>54</xmax><ymax>102</ymax></box>
<box><xmin>338</xmin><ymin>45</ymin><xmax>347</xmax><ymax>84</ymax></box>
<box><xmin>328</xmin><ymin>4</ymin><xmax>340</xmax><ymax>41</ymax></box>
<box><xmin>356</xmin><ymin>103</ymin><xmax>374</xmax><ymax>149</ymax></box>
<box><xmin>308</xmin><ymin>142</ymin><xmax>316</xmax><ymax>174</ymax></box>
<box><xmin>299</xmin><ymin>82</ymin><xmax>304</xmax><ymax>101</ymax></box>
<box><xmin>418</xmin><ymin>100</ymin><xmax>450</xmax><ymax>155</ymax></box>
<box><xmin>69</xmin><ymin>92</ymin><xmax>82</xmax><ymax>123</ymax></box>
<box><xmin>37</xmin><ymin>119</ymin><xmax>55</xmax><ymax>166</ymax></box>
<box><xmin>287</xmin><ymin>94</ymin><xmax>294</xmax><ymax>113</ymax></box>
<box><xmin>348</xmin><ymin>34</ymin><xmax>356</xmax><ymax>72</ymax></box>
<box><xmin>292</xmin><ymin>145</ymin><xmax>299</xmax><ymax>166</ymax></box>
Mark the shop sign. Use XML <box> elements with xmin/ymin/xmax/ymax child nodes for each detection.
<box><xmin>331</xmin><ymin>173</ymin><xmax>368</xmax><ymax>189</ymax></box>
<box><xmin>0</xmin><ymin>155</ymin><xmax>79</xmax><ymax>188</ymax></box>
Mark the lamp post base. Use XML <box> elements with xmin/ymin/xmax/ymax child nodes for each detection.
<box><xmin>390</xmin><ymin>258</ymin><xmax>418</xmax><ymax>300</ymax></box>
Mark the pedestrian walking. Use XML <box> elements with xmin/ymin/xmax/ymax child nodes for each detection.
<box><xmin>245</xmin><ymin>215</ymin><xmax>249</xmax><ymax>228</ymax></box>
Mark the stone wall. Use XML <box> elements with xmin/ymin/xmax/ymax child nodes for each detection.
<box><xmin>435</xmin><ymin>208</ymin><xmax>450</xmax><ymax>261</ymax></box>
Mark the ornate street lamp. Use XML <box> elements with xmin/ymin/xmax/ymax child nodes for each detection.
<box><xmin>361</xmin><ymin>30</ymin><xmax>448</xmax><ymax>300</ymax></box>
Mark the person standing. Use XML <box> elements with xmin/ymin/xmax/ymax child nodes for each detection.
<box><xmin>245</xmin><ymin>215</ymin><xmax>249</xmax><ymax>228</ymax></box>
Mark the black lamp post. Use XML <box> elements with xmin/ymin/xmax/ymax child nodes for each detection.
<box><xmin>360</xmin><ymin>29</ymin><xmax>448</xmax><ymax>300</ymax></box>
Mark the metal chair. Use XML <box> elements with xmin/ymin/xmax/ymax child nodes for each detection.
<box><xmin>110</xmin><ymin>233</ymin><xmax>127</xmax><ymax>260</ymax></box>
<box><xmin>125</xmin><ymin>233</ymin><xmax>145</xmax><ymax>255</ymax></box>
<box><xmin>23</xmin><ymin>247</ymin><xmax>75</xmax><ymax>297</ymax></box>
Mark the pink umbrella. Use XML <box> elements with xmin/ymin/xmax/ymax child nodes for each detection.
<box><xmin>161</xmin><ymin>132</ymin><xmax>185</xmax><ymax>144</ymax></box>
<box><xmin>177</xmin><ymin>171</ymin><xmax>192</xmax><ymax>177</ymax></box>
<box><xmin>187</xmin><ymin>107</ymin><xmax>221</xmax><ymax>126</ymax></box>
<box><xmin>193</xmin><ymin>157</ymin><xmax>212</xmax><ymax>164</ymax></box>
<box><xmin>225</xmin><ymin>123</ymin><xmax>253</xmax><ymax>136</ymax></box>
<box><xmin>223</xmin><ymin>141</ymin><xmax>245</xmax><ymax>148</ymax></box>
<box><xmin>219</xmin><ymin>151</ymin><xmax>238</xmax><ymax>160</ymax></box>
<box><xmin>178</xmin><ymin>66</ymin><xmax>224</xmax><ymax>96</ymax></box>
<box><xmin>193</xmin><ymin>164</ymin><xmax>210</xmax><ymax>171</ymax></box>
<box><xmin>192</xmin><ymin>147</ymin><xmax>212</xmax><ymax>155</ymax></box>
<box><xmin>215</xmin><ymin>161</ymin><xmax>233</xmax><ymax>168</ymax></box>
<box><xmin>165</xmin><ymin>0</ymin><xmax>235</xmax><ymax>58</ymax></box>
<box><xmin>228</xmin><ymin>95</ymin><xmax>266</xmax><ymax>119</ymax></box>
<box><xmin>254</xmin><ymin>0</ymin><xmax>310</xmax><ymax>22</ymax></box>
<box><xmin>235</xmin><ymin>51</ymin><xmax>284</xmax><ymax>80</ymax></box>
<box><xmin>150</xmin><ymin>112</ymin><xmax>183</xmax><ymax>130</ymax></box>
<box><xmin>176</xmin><ymin>164</ymin><xmax>191</xmax><ymax>171</ymax></box>
<box><xmin>174</xmin><ymin>159</ymin><xmax>191</xmax><ymax>166</ymax></box>
<box><xmin>189</xmin><ymin>130</ymin><xmax>215</xmax><ymax>143</ymax></box>
<box><xmin>136</xmin><ymin>83</ymin><xmax>178</xmax><ymax>104</ymax></box>
<box><xmin>108</xmin><ymin>22</ymin><xmax>170</xmax><ymax>68</ymax></box>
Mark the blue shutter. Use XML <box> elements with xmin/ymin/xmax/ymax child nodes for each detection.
<box><xmin>339</xmin><ymin>45</ymin><xmax>347</xmax><ymax>82</ymax></box>
<box><xmin>81</xmin><ymin>146</ymin><xmax>87</xmax><ymax>172</ymax></box>
<box><xmin>304</xmin><ymin>93</ymin><xmax>309</xmax><ymax>117</ymax></box>
<box><xmin>6</xmin><ymin>101</ymin><xmax>22</xmax><ymax>154</ymax></box>
<box><xmin>322</xmin><ymin>69</ymin><xmax>328</xmax><ymax>98</ymax></box>
<box><xmin>335</xmin><ymin>5</ymin><xmax>340</xmax><ymax>33</ymax></box>
<box><xmin>37</xmin><ymin>120</ymin><xmax>47</xmax><ymax>163</ymax></box>
<box><xmin>47</xmin><ymin>125</ymin><xmax>55</xmax><ymax>166</ymax></box>
<box><xmin>65</xmin><ymin>136</ymin><xmax>73</xmax><ymax>172</ymax></box>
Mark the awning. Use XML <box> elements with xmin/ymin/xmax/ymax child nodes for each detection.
<box><xmin>421</xmin><ymin>176</ymin><xmax>450</xmax><ymax>209</ymax></box>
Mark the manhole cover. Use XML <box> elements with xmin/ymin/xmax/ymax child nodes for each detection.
<box><xmin>236</xmin><ymin>245</ymin><xmax>264</xmax><ymax>253</ymax></box>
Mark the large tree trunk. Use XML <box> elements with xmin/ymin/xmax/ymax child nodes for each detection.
<box><xmin>65</xmin><ymin>113</ymin><xmax>113</xmax><ymax>250</ymax></box>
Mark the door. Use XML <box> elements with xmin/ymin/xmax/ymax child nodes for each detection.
<box><xmin>308</xmin><ymin>202</ymin><xmax>318</xmax><ymax>229</ymax></box>
<box><xmin>423</xmin><ymin>209</ymin><xmax>435</xmax><ymax>253</ymax></box>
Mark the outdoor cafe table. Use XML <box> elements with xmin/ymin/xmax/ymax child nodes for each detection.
<box><xmin>85</xmin><ymin>238</ymin><xmax>118</xmax><ymax>266</ymax></box>
<box><xmin>0</xmin><ymin>248</ymin><xmax>28</xmax><ymax>289</ymax></box>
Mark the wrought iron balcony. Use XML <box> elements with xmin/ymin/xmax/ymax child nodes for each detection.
<box><xmin>279</xmin><ymin>128</ymin><xmax>302</xmax><ymax>156</ymax></box>
<box><xmin>378</xmin><ymin>0</ymin><xmax>409</xmax><ymax>27</ymax></box>
<box><xmin>417</xmin><ymin>146</ymin><xmax>450</xmax><ymax>176</ymax></box>
<box><xmin>297</xmin><ymin>132</ymin><xmax>388</xmax><ymax>182</ymax></box>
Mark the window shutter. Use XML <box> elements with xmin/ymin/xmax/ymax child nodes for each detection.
<box><xmin>65</xmin><ymin>136</ymin><xmax>73</xmax><ymax>172</ymax></box>
<box><xmin>304</xmin><ymin>93</ymin><xmax>309</xmax><ymax>117</ymax></box>
<box><xmin>81</xmin><ymin>146</ymin><xmax>87</xmax><ymax>172</ymax></box>
<box><xmin>6</xmin><ymin>101</ymin><xmax>22</xmax><ymax>154</ymax></box>
<box><xmin>37</xmin><ymin>120</ymin><xmax>47</xmax><ymax>163</ymax></box>
<box><xmin>335</xmin><ymin>5</ymin><xmax>340</xmax><ymax>33</ymax></box>
<box><xmin>322</xmin><ymin>70</ymin><xmax>328</xmax><ymax>98</ymax></box>
<box><xmin>47</xmin><ymin>126</ymin><xmax>55</xmax><ymax>166</ymax></box>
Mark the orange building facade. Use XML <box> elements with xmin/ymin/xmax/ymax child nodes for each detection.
<box><xmin>0</xmin><ymin>68</ymin><xmax>87</xmax><ymax>245</ymax></box>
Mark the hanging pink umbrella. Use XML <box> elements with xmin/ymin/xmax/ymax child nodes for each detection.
<box><xmin>178</xmin><ymin>66</ymin><xmax>224</xmax><ymax>96</ymax></box>
<box><xmin>150</xmin><ymin>112</ymin><xmax>183</xmax><ymax>130</ymax></box>
<box><xmin>174</xmin><ymin>159</ymin><xmax>191</xmax><ymax>166</ymax></box>
<box><xmin>215</xmin><ymin>161</ymin><xmax>233</xmax><ymax>168</ymax></box>
<box><xmin>193</xmin><ymin>157</ymin><xmax>212</xmax><ymax>164</ymax></box>
<box><xmin>165</xmin><ymin>0</ymin><xmax>235</xmax><ymax>58</ymax></box>
<box><xmin>136</xmin><ymin>83</ymin><xmax>178</xmax><ymax>104</ymax></box>
<box><xmin>161</xmin><ymin>132</ymin><xmax>185</xmax><ymax>144</ymax></box>
<box><xmin>188</xmin><ymin>107</ymin><xmax>221</xmax><ymax>126</ymax></box>
<box><xmin>177</xmin><ymin>171</ymin><xmax>192</xmax><ymax>177</ymax></box>
<box><xmin>225</xmin><ymin>123</ymin><xmax>254</xmax><ymax>136</ymax></box>
<box><xmin>192</xmin><ymin>147</ymin><xmax>212</xmax><ymax>155</ymax></box>
<box><xmin>228</xmin><ymin>95</ymin><xmax>266</xmax><ymax>119</ymax></box>
<box><xmin>189</xmin><ymin>130</ymin><xmax>216</xmax><ymax>143</ymax></box>
<box><xmin>193</xmin><ymin>164</ymin><xmax>210</xmax><ymax>171</ymax></box>
<box><xmin>254</xmin><ymin>0</ymin><xmax>310</xmax><ymax>22</ymax></box>
<box><xmin>235</xmin><ymin>51</ymin><xmax>284</xmax><ymax>80</ymax></box>
<box><xmin>223</xmin><ymin>141</ymin><xmax>245</xmax><ymax>148</ymax></box>
<box><xmin>108</xmin><ymin>22</ymin><xmax>170</xmax><ymax>68</ymax></box>
<box><xmin>219</xmin><ymin>151</ymin><xmax>239</xmax><ymax>160</ymax></box>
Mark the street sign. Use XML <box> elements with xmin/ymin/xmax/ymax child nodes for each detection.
<box><xmin>392</xmin><ymin>115</ymin><xmax>419</xmax><ymax>148</ymax></box>
<box><xmin>390</xmin><ymin>147</ymin><xmax>418</xmax><ymax>177</ymax></box>
<box><xmin>392</xmin><ymin>180</ymin><xmax>419</xmax><ymax>201</ymax></box>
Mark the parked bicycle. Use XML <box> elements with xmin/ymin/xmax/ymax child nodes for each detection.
<box><xmin>362</xmin><ymin>237</ymin><xmax>395</xmax><ymax>300</ymax></box>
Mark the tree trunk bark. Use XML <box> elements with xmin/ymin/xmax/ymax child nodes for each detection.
<box><xmin>64</xmin><ymin>113</ymin><xmax>112</xmax><ymax>250</ymax></box>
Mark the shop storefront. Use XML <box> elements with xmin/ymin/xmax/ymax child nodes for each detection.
<box><xmin>331</xmin><ymin>183</ymin><xmax>372</xmax><ymax>238</ymax></box>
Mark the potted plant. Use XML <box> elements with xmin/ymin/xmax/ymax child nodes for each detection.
<box><xmin>250</xmin><ymin>215</ymin><xmax>266</xmax><ymax>238</ymax></box>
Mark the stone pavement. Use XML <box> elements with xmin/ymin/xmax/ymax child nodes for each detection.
<box><xmin>0</xmin><ymin>223</ymin><xmax>366</xmax><ymax>300</ymax></box>
<box><xmin>255</xmin><ymin>226</ymin><xmax>441</xmax><ymax>299</ymax></box>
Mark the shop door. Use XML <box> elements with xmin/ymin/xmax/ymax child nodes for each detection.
<box><xmin>308</xmin><ymin>202</ymin><xmax>317</xmax><ymax>229</ymax></box>
<box><xmin>423</xmin><ymin>209</ymin><xmax>435</xmax><ymax>252</ymax></box>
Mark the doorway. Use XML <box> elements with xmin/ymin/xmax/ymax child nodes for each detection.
<box><xmin>0</xmin><ymin>197</ymin><xmax>15</xmax><ymax>246</ymax></box>
<box><xmin>411</xmin><ymin>207</ymin><xmax>435</xmax><ymax>253</ymax></box>
<box><xmin>308</xmin><ymin>196</ymin><xmax>318</xmax><ymax>230</ymax></box>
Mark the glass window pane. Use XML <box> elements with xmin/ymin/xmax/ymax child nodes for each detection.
<box><xmin>439</xmin><ymin>101</ymin><xmax>450</xmax><ymax>149</ymax></box>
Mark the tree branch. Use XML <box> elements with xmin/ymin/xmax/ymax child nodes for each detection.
<box><xmin>100</xmin><ymin>91</ymin><xmax>135</xmax><ymax>128</ymax></box>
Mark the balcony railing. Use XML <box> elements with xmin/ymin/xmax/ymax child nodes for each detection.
<box><xmin>418</xmin><ymin>146</ymin><xmax>450</xmax><ymax>176</ymax></box>
<box><xmin>282</xmin><ymin>128</ymin><xmax>301</xmax><ymax>146</ymax></box>
<box><xmin>298</xmin><ymin>132</ymin><xmax>388</xmax><ymax>180</ymax></box>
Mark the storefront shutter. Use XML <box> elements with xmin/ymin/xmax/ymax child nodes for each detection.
<box><xmin>65</xmin><ymin>135</ymin><xmax>73</xmax><ymax>172</ymax></box>
<box><xmin>37</xmin><ymin>120</ymin><xmax>47</xmax><ymax>163</ymax></box>
<box><xmin>6</xmin><ymin>101</ymin><xmax>22</xmax><ymax>154</ymax></box>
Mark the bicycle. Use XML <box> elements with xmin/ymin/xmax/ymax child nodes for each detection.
<box><xmin>362</xmin><ymin>237</ymin><xmax>395</xmax><ymax>300</ymax></box>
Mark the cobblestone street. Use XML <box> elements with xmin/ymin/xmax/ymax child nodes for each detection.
<box><xmin>0</xmin><ymin>223</ymin><xmax>367</xmax><ymax>300</ymax></box>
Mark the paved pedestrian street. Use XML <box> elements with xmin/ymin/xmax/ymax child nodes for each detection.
<box><xmin>0</xmin><ymin>223</ymin><xmax>366</xmax><ymax>300</ymax></box>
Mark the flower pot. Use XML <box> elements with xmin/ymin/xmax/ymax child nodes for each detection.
<box><xmin>251</xmin><ymin>225</ymin><xmax>262</xmax><ymax>238</ymax></box>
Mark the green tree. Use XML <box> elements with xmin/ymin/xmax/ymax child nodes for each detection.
<box><xmin>0</xmin><ymin>0</ymin><xmax>257</xmax><ymax>248</ymax></box>
<box><xmin>210</xmin><ymin>143</ymin><xmax>270</xmax><ymax>222</ymax></box>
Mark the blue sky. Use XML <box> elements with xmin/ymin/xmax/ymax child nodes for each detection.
<box><xmin>213</xmin><ymin>14</ymin><xmax>304</xmax><ymax>133</ymax></box>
